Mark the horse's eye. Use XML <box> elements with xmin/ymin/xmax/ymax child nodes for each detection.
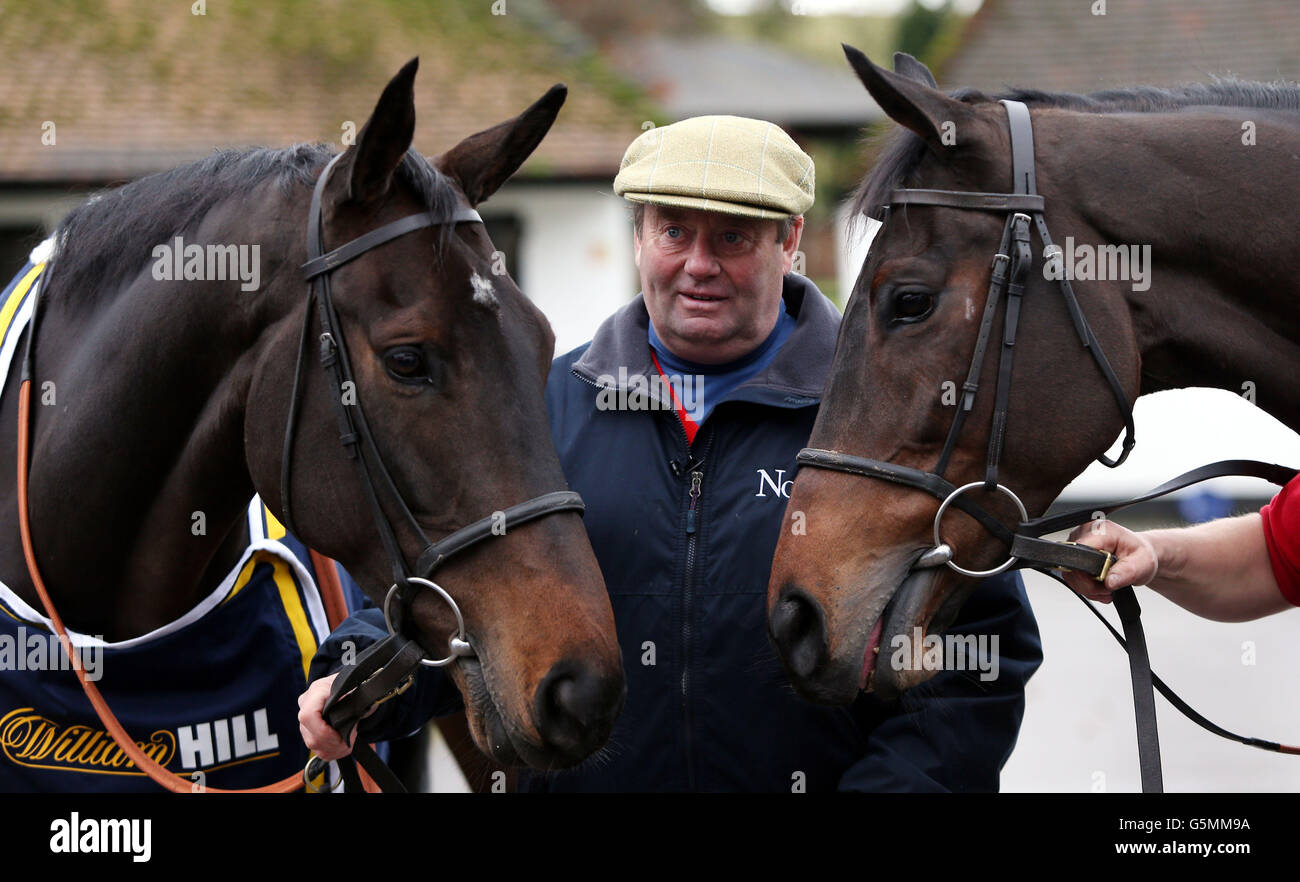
<box><xmin>384</xmin><ymin>346</ymin><xmax>428</xmax><ymax>382</ymax></box>
<box><xmin>892</xmin><ymin>290</ymin><xmax>935</xmax><ymax>323</ymax></box>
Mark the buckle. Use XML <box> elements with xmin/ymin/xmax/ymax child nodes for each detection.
<box><xmin>319</xmin><ymin>331</ymin><xmax>338</xmax><ymax>366</ymax></box>
<box><xmin>372</xmin><ymin>671</ymin><xmax>415</xmax><ymax>707</ymax></box>
<box><xmin>1060</xmin><ymin>541</ymin><xmax>1116</xmax><ymax>583</ymax></box>
<box><xmin>339</xmin><ymin>666</ymin><xmax>415</xmax><ymax>713</ymax></box>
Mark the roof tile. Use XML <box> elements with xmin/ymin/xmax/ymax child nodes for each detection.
<box><xmin>0</xmin><ymin>0</ymin><xmax>651</xmax><ymax>182</ymax></box>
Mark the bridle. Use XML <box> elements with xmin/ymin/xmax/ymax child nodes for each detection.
<box><xmin>285</xmin><ymin>152</ymin><xmax>584</xmax><ymax>658</ymax></box>
<box><xmin>799</xmin><ymin>100</ymin><xmax>1136</xmax><ymax>581</ymax></box>
<box><xmin>286</xmin><ymin>153</ymin><xmax>589</xmax><ymax>789</ymax></box>
<box><xmin>795</xmin><ymin>100</ymin><xmax>1300</xmax><ymax>790</ymax></box>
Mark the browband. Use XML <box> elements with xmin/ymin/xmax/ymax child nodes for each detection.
<box><xmin>301</xmin><ymin>207</ymin><xmax>483</xmax><ymax>280</ymax></box>
<box><xmin>889</xmin><ymin>189</ymin><xmax>1045</xmax><ymax>213</ymax></box>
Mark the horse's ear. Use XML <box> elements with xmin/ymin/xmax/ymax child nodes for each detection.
<box><xmin>435</xmin><ymin>84</ymin><xmax>567</xmax><ymax>206</ymax></box>
<box><xmin>893</xmin><ymin>52</ymin><xmax>937</xmax><ymax>88</ymax></box>
<box><xmin>347</xmin><ymin>57</ymin><xmax>419</xmax><ymax>203</ymax></box>
<box><xmin>844</xmin><ymin>44</ymin><xmax>971</xmax><ymax>149</ymax></box>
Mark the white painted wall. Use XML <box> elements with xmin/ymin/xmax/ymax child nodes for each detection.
<box><xmin>834</xmin><ymin>199</ymin><xmax>877</xmax><ymax>306</ymax></box>
<box><xmin>483</xmin><ymin>183</ymin><xmax>637</xmax><ymax>357</ymax></box>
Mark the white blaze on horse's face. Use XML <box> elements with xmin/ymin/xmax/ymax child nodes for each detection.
<box><xmin>470</xmin><ymin>270</ymin><xmax>498</xmax><ymax>308</ymax></box>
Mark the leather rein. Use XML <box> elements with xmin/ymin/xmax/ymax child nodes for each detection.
<box><xmin>15</xmin><ymin>152</ymin><xmax>587</xmax><ymax>793</ymax></box>
<box><xmin>797</xmin><ymin>100</ymin><xmax>1300</xmax><ymax>791</ymax></box>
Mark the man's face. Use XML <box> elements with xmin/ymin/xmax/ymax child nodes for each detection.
<box><xmin>634</xmin><ymin>204</ymin><xmax>803</xmax><ymax>365</ymax></box>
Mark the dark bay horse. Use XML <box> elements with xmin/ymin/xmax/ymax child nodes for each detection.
<box><xmin>0</xmin><ymin>59</ymin><xmax>623</xmax><ymax>779</ymax></box>
<box><xmin>769</xmin><ymin>46</ymin><xmax>1300</xmax><ymax>704</ymax></box>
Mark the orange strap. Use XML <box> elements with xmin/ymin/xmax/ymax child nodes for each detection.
<box><xmin>310</xmin><ymin>549</ymin><xmax>350</xmax><ymax>630</ymax></box>
<box><xmin>16</xmin><ymin>379</ymin><xmax>355</xmax><ymax>793</ymax></box>
<box><xmin>308</xmin><ymin>549</ymin><xmax>383</xmax><ymax>791</ymax></box>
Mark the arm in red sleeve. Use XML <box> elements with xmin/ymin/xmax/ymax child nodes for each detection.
<box><xmin>1259</xmin><ymin>475</ymin><xmax>1300</xmax><ymax>607</ymax></box>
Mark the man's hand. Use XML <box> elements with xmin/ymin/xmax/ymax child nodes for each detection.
<box><xmin>298</xmin><ymin>673</ymin><xmax>358</xmax><ymax>762</ymax></box>
<box><xmin>1062</xmin><ymin>520</ymin><xmax>1159</xmax><ymax>601</ymax></box>
<box><xmin>1057</xmin><ymin>514</ymin><xmax>1290</xmax><ymax>622</ymax></box>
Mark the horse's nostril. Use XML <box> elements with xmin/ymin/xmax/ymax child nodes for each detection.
<box><xmin>770</xmin><ymin>588</ymin><xmax>829</xmax><ymax>680</ymax></box>
<box><xmin>535</xmin><ymin>661</ymin><xmax>623</xmax><ymax>760</ymax></box>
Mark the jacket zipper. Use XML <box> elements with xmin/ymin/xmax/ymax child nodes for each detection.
<box><xmin>576</xmin><ymin>365</ymin><xmax>711</xmax><ymax>789</ymax></box>
<box><xmin>679</xmin><ymin>429</ymin><xmax>711</xmax><ymax>792</ymax></box>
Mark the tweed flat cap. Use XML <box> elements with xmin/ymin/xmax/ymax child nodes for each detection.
<box><xmin>614</xmin><ymin>115</ymin><xmax>815</xmax><ymax>219</ymax></box>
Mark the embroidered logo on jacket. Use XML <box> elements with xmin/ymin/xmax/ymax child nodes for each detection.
<box><xmin>755</xmin><ymin>468</ymin><xmax>794</xmax><ymax>498</ymax></box>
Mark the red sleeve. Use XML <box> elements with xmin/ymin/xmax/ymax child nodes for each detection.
<box><xmin>1258</xmin><ymin>475</ymin><xmax>1300</xmax><ymax>607</ymax></box>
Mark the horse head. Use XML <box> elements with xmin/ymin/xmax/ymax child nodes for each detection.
<box><xmin>244</xmin><ymin>60</ymin><xmax>624</xmax><ymax>768</ymax></box>
<box><xmin>768</xmin><ymin>47</ymin><xmax>1143</xmax><ymax>704</ymax></box>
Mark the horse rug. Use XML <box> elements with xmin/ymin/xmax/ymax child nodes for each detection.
<box><xmin>0</xmin><ymin>253</ymin><xmax>364</xmax><ymax>792</ymax></box>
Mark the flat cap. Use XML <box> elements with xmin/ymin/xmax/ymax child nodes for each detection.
<box><xmin>614</xmin><ymin>115</ymin><xmax>814</xmax><ymax>219</ymax></box>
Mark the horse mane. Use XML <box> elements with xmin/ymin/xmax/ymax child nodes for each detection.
<box><xmin>49</xmin><ymin>143</ymin><xmax>461</xmax><ymax>304</ymax></box>
<box><xmin>853</xmin><ymin>78</ymin><xmax>1300</xmax><ymax>221</ymax></box>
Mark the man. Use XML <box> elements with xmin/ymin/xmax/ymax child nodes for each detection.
<box><xmin>300</xmin><ymin>115</ymin><xmax>1043</xmax><ymax>791</ymax></box>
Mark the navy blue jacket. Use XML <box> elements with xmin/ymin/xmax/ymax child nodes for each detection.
<box><xmin>310</xmin><ymin>274</ymin><xmax>1043</xmax><ymax>792</ymax></box>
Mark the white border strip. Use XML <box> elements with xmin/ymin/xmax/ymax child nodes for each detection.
<box><xmin>0</xmin><ymin>532</ymin><xmax>330</xmax><ymax>650</ymax></box>
<box><xmin>0</xmin><ymin>276</ymin><xmax>38</xmax><ymax>393</ymax></box>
